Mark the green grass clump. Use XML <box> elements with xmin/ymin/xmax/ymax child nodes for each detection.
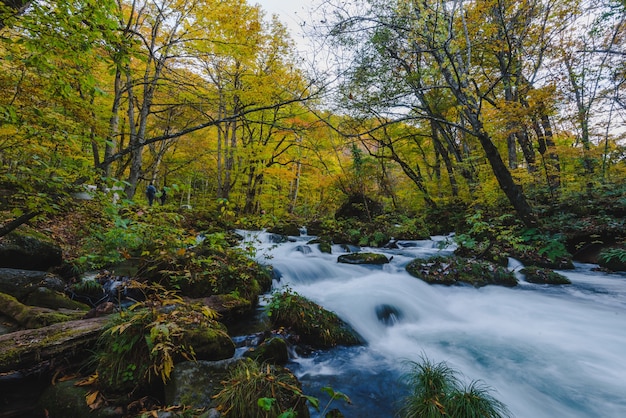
<box><xmin>213</xmin><ymin>359</ymin><xmax>310</xmax><ymax>418</ymax></box>
<box><xmin>399</xmin><ymin>356</ymin><xmax>510</xmax><ymax>418</ymax></box>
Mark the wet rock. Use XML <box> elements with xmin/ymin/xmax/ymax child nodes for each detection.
<box><xmin>375</xmin><ymin>304</ymin><xmax>403</xmax><ymax>325</ymax></box>
<box><xmin>295</xmin><ymin>245</ymin><xmax>312</xmax><ymax>254</ymax></box>
<box><xmin>38</xmin><ymin>379</ymin><xmax>122</xmax><ymax>418</ymax></box>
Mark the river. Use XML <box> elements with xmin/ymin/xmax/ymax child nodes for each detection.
<box><xmin>239</xmin><ymin>230</ymin><xmax>626</xmax><ymax>418</ymax></box>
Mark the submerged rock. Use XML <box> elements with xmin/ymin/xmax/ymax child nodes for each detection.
<box><xmin>375</xmin><ymin>304</ymin><xmax>403</xmax><ymax>326</ymax></box>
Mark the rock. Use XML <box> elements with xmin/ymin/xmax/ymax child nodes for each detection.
<box><xmin>521</xmin><ymin>266</ymin><xmax>571</xmax><ymax>285</ymax></box>
<box><xmin>406</xmin><ymin>256</ymin><xmax>518</xmax><ymax>288</ymax></box>
<box><xmin>243</xmin><ymin>336</ymin><xmax>289</xmax><ymax>365</ymax></box>
<box><xmin>37</xmin><ymin>379</ymin><xmax>123</xmax><ymax>418</ymax></box>
<box><xmin>337</xmin><ymin>252</ymin><xmax>389</xmax><ymax>265</ymax></box>
<box><xmin>295</xmin><ymin>245</ymin><xmax>312</xmax><ymax>254</ymax></box>
<box><xmin>24</xmin><ymin>287</ymin><xmax>91</xmax><ymax>311</ymax></box>
<box><xmin>267</xmin><ymin>222</ymin><xmax>302</xmax><ymax>237</ymax></box>
<box><xmin>0</xmin><ymin>232</ymin><xmax>62</xmax><ymax>271</ymax></box>
<box><xmin>597</xmin><ymin>247</ymin><xmax>626</xmax><ymax>271</ymax></box>
<box><xmin>0</xmin><ymin>268</ymin><xmax>64</xmax><ymax>301</ymax></box>
<box><xmin>0</xmin><ymin>292</ymin><xmax>85</xmax><ymax>329</ymax></box>
<box><xmin>182</xmin><ymin>325</ymin><xmax>235</xmax><ymax>362</ymax></box>
<box><xmin>164</xmin><ymin>358</ymin><xmax>243</xmax><ymax>410</ymax></box>
<box><xmin>267</xmin><ymin>289</ymin><xmax>363</xmax><ymax>349</ymax></box>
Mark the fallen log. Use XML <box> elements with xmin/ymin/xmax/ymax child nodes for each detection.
<box><xmin>0</xmin><ymin>316</ymin><xmax>109</xmax><ymax>375</ymax></box>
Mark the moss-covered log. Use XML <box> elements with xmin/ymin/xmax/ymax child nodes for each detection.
<box><xmin>0</xmin><ymin>316</ymin><xmax>108</xmax><ymax>374</ymax></box>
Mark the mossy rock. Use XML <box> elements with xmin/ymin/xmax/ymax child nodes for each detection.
<box><xmin>521</xmin><ymin>266</ymin><xmax>571</xmax><ymax>285</ymax></box>
<box><xmin>243</xmin><ymin>336</ymin><xmax>289</xmax><ymax>365</ymax></box>
<box><xmin>0</xmin><ymin>292</ymin><xmax>82</xmax><ymax>328</ymax></box>
<box><xmin>266</xmin><ymin>290</ymin><xmax>363</xmax><ymax>348</ymax></box>
<box><xmin>165</xmin><ymin>358</ymin><xmax>243</xmax><ymax>410</ymax></box>
<box><xmin>24</xmin><ymin>287</ymin><xmax>91</xmax><ymax>311</ymax></box>
<box><xmin>406</xmin><ymin>256</ymin><xmax>518</xmax><ymax>288</ymax></box>
<box><xmin>37</xmin><ymin>379</ymin><xmax>122</xmax><ymax>418</ymax></box>
<box><xmin>337</xmin><ymin>252</ymin><xmax>389</xmax><ymax>265</ymax></box>
<box><xmin>182</xmin><ymin>325</ymin><xmax>235</xmax><ymax>361</ymax></box>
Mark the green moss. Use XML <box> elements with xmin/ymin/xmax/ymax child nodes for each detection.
<box><xmin>337</xmin><ymin>252</ymin><xmax>389</xmax><ymax>265</ymax></box>
<box><xmin>265</xmin><ymin>288</ymin><xmax>363</xmax><ymax>348</ymax></box>
<box><xmin>406</xmin><ymin>256</ymin><xmax>518</xmax><ymax>288</ymax></box>
<box><xmin>521</xmin><ymin>266</ymin><xmax>571</xmax><ymax>285</ymax></box>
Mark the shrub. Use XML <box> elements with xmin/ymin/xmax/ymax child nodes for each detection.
<box><xmin>399</xmin><ymin>357</ymin><xmax>510</xmax><ymax>418</ymax></box>
<box><xmin>93</xmin><ymin>282</ymin><xmax>221</xmax><ymax>395</ymax></box>
<box><xmin>598</xmin><ymin>247</ymin><xmax>626</xmax><ymax>271</ymax></box>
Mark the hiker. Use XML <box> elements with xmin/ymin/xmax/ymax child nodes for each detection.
<box><xmin>146</xmin><ymin>183</ymin><xmax>157</xmax><ymax>206</ymax></box>
<box><xmin>160</xmin><ymin>188</ymin><xmax>167</xmax><ymax>205</ymax></box>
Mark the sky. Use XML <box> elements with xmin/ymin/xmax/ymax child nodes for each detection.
<box><xmin>254</xmin><ymin>0</ymin><xmax>317</xmax><ymax>55</ymax></box>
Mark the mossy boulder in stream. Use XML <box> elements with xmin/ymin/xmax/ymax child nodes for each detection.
<box><xmin>521</xmin><ymin>266</ymin><xmax>571</xmax><ymax>285</ymax></box>
<box><xmin>265</xmin><ymin>288</ymin><xmax>363</xmax><ymax>348</ymax></box>
<box><xmin>337</xmin><ymin>252</ymin><xmax>389</xmax><ymax>265</ymax></box>
<box><xmin>406</xmin><ymin>256</ymin><xmax>518</xmax><ymax>287</ymax></box>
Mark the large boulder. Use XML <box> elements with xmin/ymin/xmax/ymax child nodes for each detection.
<box><xmin>521</xmin><ymin>266</ymin><xmax>571</xmax><ymax>285</ymax></box>
<box><xmin>0</xmin><ymin>315</ymin><xmax>108</xmax><ymax>374</ymax></box>
<box><xmin>0</xmin><ymin>268</ymin><xmax>64</xmax><ymax>301</ymax></box>
<box><xmin>266</xmin><ymin>289</ymin><xmax>363</xmax><ymax>349</ymax></box>
<box><xmin>406</xmin><ymin>256</ymin><xmax>518</xmax><ymax>288</ymax></box>
<box><xmin>37</xmin><ymin>379</ymin><xmax>123</xmax><ymax>418</ymax></box>
<box><xmin>0</xmin><ymin>232</ymin><xmax>62</xmax><ymax>271</ymax></box>
<box><xmin>164</xmin><ymin>358</ymin><xmax>242</xmax><ymax>410</ymax></box>
<box><xmin>337</xmin><ymin>252</ymin><xmax>389</xmax><ymax>265</ymax></box>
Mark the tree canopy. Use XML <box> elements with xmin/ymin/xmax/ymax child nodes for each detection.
<box><xmin>1</xmin><ymin>0</ymin><xmax>625</xmax><ymax>234</ymax></box>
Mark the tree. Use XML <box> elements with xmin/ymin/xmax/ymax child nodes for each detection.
<box><xmin>317</xmin><ymin>0</ymin><xmax>539</xmax><ymax>226</ymax></box>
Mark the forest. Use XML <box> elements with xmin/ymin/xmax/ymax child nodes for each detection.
<box><xmin>1</xmin><ymin>0</ymin><xmax>626</xmax><ymax>417</ymax></box>
<box><xmin>0</xmin><ymin>0</ymin><xmax>625</xmax><ymax>231</ymax></box>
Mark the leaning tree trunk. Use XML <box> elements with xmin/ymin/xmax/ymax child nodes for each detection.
<box><xmin>475</xmin><ymin>127</ymin><xmax>538</xmax><ymax>227</ymax></box>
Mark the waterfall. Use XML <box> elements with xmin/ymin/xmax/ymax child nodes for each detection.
<box><xmin>241</xmin><ymin>231</ymin><xmax>626</xmax><ymax>418</ymax></box>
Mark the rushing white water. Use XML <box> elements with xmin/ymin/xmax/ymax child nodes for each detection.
<box><xmin>241</xmin><ymin>231</ymin><xmax>626</xmax><ymax>418</ymax></box>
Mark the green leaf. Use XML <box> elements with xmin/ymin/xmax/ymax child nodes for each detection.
<box><xmin>257</xmin><ymin>397</ymin><xmax>275</xmax><ymax>411</ymax></box>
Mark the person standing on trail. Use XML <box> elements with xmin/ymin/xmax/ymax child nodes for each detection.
<box><xmin>160</xmin><ymin>187</ymin><xmax>167</xmax><ymax>205</ymax></box>
<box><xmin>146</xmin><ymin>183</ymin><xmax>157</xmax><ymax>206</ymax></box>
